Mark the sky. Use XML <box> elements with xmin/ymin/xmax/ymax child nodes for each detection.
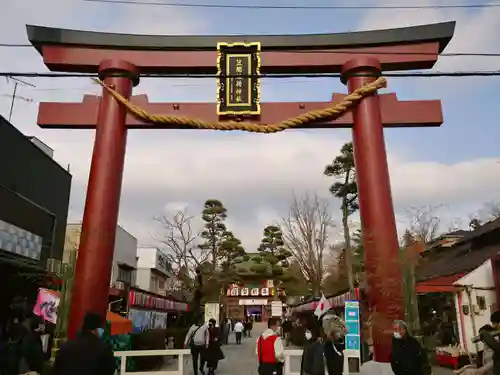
<box><xmin>1</xmin><ymin>0</ymin><xmax>500</xmax><ymax>253</ymax></box>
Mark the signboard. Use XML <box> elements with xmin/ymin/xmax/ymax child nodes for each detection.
<box><xmin>33</xmin><ymin>288</ymin><xmax>59</xmax><ymax>324</ymax></box>
<box><xmin>216</xmin><ymin>42</ymin><xmax>261</xmax><ymax>116</ymax></box>
<box><xmin>271</xmin><ymin>301</ymin><xmax>283</xmax><ymax>317</ymax></box>
<box><xmin>155</xmin><ymin>249</ymin><xmax>170</xmax><ymax>275</ymax></box>
<box><xmin>344</xmin><ymin>300</ymin><xmax>361</xmax><ymax>373</ymax></box>
<box><xmin>227</xmin><ymin>286</ymin><xmax>273</xmax><ymax>297</ymax></box>
<box><xmin>205</xmin><ymin>302</ymin><xmax>220</xmax><ymax>325</ymax></box>
<box><xmin>344</xmin><ymin>300</ymin><xmax>361</xmax><ymax>352</ymax></box>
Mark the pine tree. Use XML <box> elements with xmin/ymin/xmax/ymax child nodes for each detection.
<box><xmin>324</xmin><ymin>141</ymin><xmax>358</xmax><ymax>291</ymax></box>
<box><xmin>199</xmin><ymin>199</ymin><xmax>228</xmax><ymax>271</ymax></box>
<box><xmin>255</xmin><ymin>225</ymin><xmax>291</xmax><ymax>300</ymax></box>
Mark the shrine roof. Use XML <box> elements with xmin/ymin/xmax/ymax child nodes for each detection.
<box><xmin>26</xmin><ymin>22</ymin><xmax>455</xmax><ymax>53</ymax></box>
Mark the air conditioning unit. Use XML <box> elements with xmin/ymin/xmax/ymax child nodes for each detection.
<box><xmin>115</xmin><ymin>281</ymin><xmax>125</xmax><ymax>290</ymax></box>
<box><xmin>158</xmin><ymin>288</ymin><xmax>167</xmax><ymax>296</ymax></box>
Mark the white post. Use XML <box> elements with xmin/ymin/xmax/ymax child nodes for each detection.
<box><xmin>120</xmin><ymin>354</ymin><xmax>126</xmax><ymax>375</ymax></box>
<box><xmin>178</xmin><ymin>352</ymin><xmax>184</xmax><ymax>375</ymax></box>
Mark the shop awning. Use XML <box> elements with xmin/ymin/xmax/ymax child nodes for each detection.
<box><xmin>416</xmin><ymin>273</ymin><xmax>466</xmax><ymax>294</ymax></box>
<box><xmin>106</xmin><ymin>311</ymin><xmax>132</xmax><ymax>336</ymax></box>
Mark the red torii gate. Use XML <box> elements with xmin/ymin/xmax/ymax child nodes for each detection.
<box><xmin>27</xmin><ymin>21</ymin><xmax>454</xmax><ymax>362</ymax></box>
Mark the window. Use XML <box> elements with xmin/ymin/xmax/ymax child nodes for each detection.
<box><xmin>150</xmin><ymin>275</ymin><xmax>159</xmax><ymax>293</ymax></box>
<box><xmin>117</xmin><ymin>266</ymin><xmax>132</xmax><ymax>284</ymax></box>
<box><xmin>477</xmin><ymin>295</ymin><xmax>487</xmax><ymax>310</ymax></box>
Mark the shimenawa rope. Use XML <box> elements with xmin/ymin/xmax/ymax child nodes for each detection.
<box><xmin>93</xmin><ymin>77</ymin><xmax>387</xmax><ymax>133</ymax></box>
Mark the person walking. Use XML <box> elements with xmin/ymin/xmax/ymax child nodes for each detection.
<box><xmin>256</xmin><ymin>317</ymin><xmax>285</xmax><ymax>375</ymax></box>
<box><xmin>204</xmin><ymin>319</ymin><xmax>224</xmax><ymax>375</ymax></box>
<box><xmin>324</xmin><ymin>329</ymin><xmax>345</xmax><ymax>375</ymax></box>
<box><xmin>184</xmin><ymin>317</ymin><xmax>209</xmax><ymax>375</ymax></box>
<box><xmin>390</xmin><ymin>320</ymin><xmax>426</xmax><ymax>375</ymax></box>
<box><xmin>234</xmin><ymin>320</ymin><xmax>244</xmax><ymax>345</ymax></box>
<box><xmin>247</xmin><ymin>318</ymin><xmax>254</xmax><ymax>339</ymax></box>
<box><xmin>301</xmin><ymin>328</ymin><xmax>326</xmax><ymax>375</ymax></box>
<box><xmin>53</xmin><ymin>312</ymin><xmax>116</xmax><ymax>375</ymax></box>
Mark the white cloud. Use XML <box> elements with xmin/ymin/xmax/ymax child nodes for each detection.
<box><xmin>356</xmin><ymin>0</ymin><xmax>500</xmax><ymax>98</ymax></box>
<box><xmin>0</xmin><ymin>0</ymin><xmax>498</xmax><ymax>254</ymax></box>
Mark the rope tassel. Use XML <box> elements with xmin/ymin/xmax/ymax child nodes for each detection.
<box><xmin>92</xmin><ymin>77</ymin><xmax>387</xmax><ymax>133</ymax></box>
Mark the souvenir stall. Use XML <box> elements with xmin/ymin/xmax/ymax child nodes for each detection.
<box><xmin>127</xmin><ymin>288</ymin><xmax>189</xmax><ymax>333</ymax></box>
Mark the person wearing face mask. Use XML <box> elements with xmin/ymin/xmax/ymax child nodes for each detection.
<box><xmin>390</xmin><ymin>320</ymin><xmax>425</xmax><ymax>375</ymax></box>
<box><xmin>53</xmin><ymin>312</ymin><xmax>116</xmax><ymax>375</ymax></box>
<box><xmin>301</xmin><ymin>328</ymin><xmax>326</xmax><ymax>375</ymax></box>
<box><xmin>256</xmin><ymin>318</ymin><xmax>285</xmax><ymax>375</ymax></box>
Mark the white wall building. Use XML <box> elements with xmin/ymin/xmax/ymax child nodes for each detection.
<box><xmin>136</xmin><ymin>247</ymin><xmax>172</xmax><ymax>295</ymax></box>
<box><xmin>63</xmin><ymin>223</ymin><xmax>138</xmax><ymax>287</ymax></box>
<box><xmin>454</xmin><ymin>259</ymin><xmax>497</xmax><ymax>354</ymax></box>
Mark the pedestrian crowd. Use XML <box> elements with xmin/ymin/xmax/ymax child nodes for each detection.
<box><xmin>184</xmin><ymin>316</ymin><xmax>254</xmax><ymax>375</ymax></box>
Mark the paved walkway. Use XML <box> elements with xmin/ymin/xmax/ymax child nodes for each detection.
<box><xmin>161</xmin><ymin>325</ymin><xmax>454</xmax><ymax>375</ymax></box>
<box><xmin>163</xmin><ymin>323</ymin><xmax>270</xmax><ymax>375</ymax></box>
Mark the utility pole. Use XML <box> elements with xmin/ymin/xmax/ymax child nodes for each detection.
<box><xmin>4</xmin><ymin>76</ymin><xmax>35</xmax><ymax>122</ymax></box>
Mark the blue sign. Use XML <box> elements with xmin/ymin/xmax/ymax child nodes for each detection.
<box><xmin>345</xmin><ymin>334</ymin><xmax>360</xmax><ymax>350</ymax></box>
<box><xmin>345</xmin><ymin>306</ymin><xmax>359</xmax><ymax>322</ymax></box>
<box><xmin>346</xmin><ymin>321</ymin><xmax>360</xmax><ymax>335</ymax></box>
<box><xmin>344</xmin><ymin>300</ymin><xmax>360</xmax><ymax>352</ymax></box>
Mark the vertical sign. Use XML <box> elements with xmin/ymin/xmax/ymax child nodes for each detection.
<box><xmin>344</xmin><ymin>300</ymin><xmax>361</xmax><ymax>353</ymax></box>
<box><xmin>344</xmin><ymin>300</ymin><xmax>361</xmax><ymax>374</ymax></box>
<box><xmin>216</xmin><ymin>42</ymin><xmax>261</xmax><ymax>116</ymax></box>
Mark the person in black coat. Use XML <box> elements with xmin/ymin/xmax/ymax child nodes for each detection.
<box><xmin>301</xmin><ymin>329</ymin><xmax>325</xmax><ymax>375</ymax></box>
<box><xmin>324</xmin><ymin>331</ymin><xmax>344</xmax><ymax>375</ymax></box>
<box><xmin>19</xmin><ymin>316</ymin><xmax>46</xmax><ymax>375</ymax></box>
<box><xmin>53</xmin><ymin>312</ymin><xmax>116</xmax><ymax>375</ymax></box>
<box><xmin>204</xmin><ymin>319</ymin><xmax>224</xmax><ymax>375</ymax></box>
<box><xmin>390</xmin><ymin>320</ymin><xmax>425</xmax><ymax>375</ymax></box>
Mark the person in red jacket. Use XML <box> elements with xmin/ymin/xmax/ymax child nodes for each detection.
<box><xmin>256</xmin><ymin>318</ymin><xmax>285</xmax><ymax>375</ymax></box>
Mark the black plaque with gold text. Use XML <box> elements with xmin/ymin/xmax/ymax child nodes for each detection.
<box><xmin>217</xmin><ymin>42</ymin><xmax>261</xmax><ymax>116</ymax></box>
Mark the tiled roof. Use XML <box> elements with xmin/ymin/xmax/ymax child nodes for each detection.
<box><xmin>416</xmin><ymin>242</ymin><xmax>500</xmax><ymax>282</ymax></box>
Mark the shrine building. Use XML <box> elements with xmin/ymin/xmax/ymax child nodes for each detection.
<box><xmin>225</xmin><ymin>280</ymin><xmax>280</xmax><ymax>321</ymax></box>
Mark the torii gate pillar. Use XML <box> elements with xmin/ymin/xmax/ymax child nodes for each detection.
<box><xmin>67</xmin><ymin>60</ymin><xmax>139</xmax><ymax>338</ymax></box>
<box><xmin>342</xmin><ymin>57</ymin><xmax>403</xmax><ymax>362</ymax></box>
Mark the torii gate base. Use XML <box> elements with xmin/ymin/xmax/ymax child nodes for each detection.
<box><xmin>27</xmin><ymin>22</ymin><xmax>455</xmax><ymax>363</ymax></box>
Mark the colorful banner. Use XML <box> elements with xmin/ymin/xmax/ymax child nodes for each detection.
<box><xmin>33</xmin><ymin>288</ymin><xmax>59</xmax><ymax>324</ymax></box>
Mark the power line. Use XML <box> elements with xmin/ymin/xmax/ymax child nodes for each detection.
<box><xmin>1</xmin><ymin>71</ymin><xmax>500</xmax><ymax>78</ymax></box>
<box><xmin>81</xmin><ymin>0</ymin><xmax>500</xmax><ymax>10</ymax></box>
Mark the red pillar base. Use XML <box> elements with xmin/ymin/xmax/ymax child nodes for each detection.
<box><xmin>341</xmin><ymin>57</ymin><xmax>404</xmax><ymax>363</ymax></box>
<box><xmin>67</xmin><ymin>60</ymin><xmax>139</xmax><ymax>339</ymax></box>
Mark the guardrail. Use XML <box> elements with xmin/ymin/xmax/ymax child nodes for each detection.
<box><xmin>114</xmin><ymin>349</ymin><xmax>191</xmax><ymax>375</ymax></box>
<box><xmin>283</xmin><ymin>349</ymin><xmax>303</xmax><ymax>375</ymax></box>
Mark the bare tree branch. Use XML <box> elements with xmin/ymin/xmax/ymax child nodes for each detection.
<box><xmin>152</xmin><ymin>209</ymin><xmax>206</xmax><ymax>288</ymax></box>
<box><xmin>281</xmin><ymin>192</ymin><xmax>336</xmax><ymax>296</ymax></box>
<box><xmin>404</xmin><ymin>204</ymin><xmax>443</xmax><ymax>243</ymax></box>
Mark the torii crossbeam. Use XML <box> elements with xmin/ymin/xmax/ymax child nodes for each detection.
<box><xmin>27</xmin><ymin>21</ymin><xmax>454</xmax><ymax>365</ymax></box>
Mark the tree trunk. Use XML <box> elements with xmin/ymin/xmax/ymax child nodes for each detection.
<box><xmin>342</xmin><ymin>199</ymin><xmax>355</xmax><ymax>292</ymax></box>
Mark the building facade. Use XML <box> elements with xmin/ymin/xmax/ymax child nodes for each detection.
<box><xmin>225</xmin><ymin>280</ymin><xmax>277</xmax><ymax>321</ymax></box>
<box><xmin>136</xmin><ymin>247</ymin><xmax>172</xmax><ymax>295</ymax></box>
<box><xmin>63</xmin><ymin>223</ymin><xmax>138</xmax><ymax>287</ymax></box>
<box><xmin>0</xmin><ymin>115</ymin><xmax>72</xmax><ymax>265</ymax></box>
